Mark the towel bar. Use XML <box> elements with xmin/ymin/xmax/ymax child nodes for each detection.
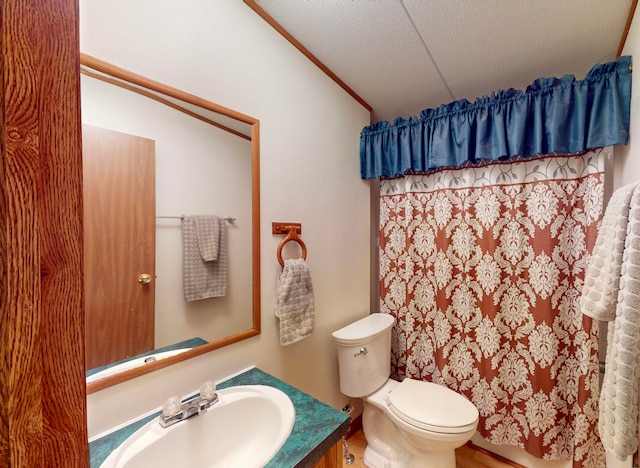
<box><xmin>273</xmin><ymin>222</ymin><xmax>307</xmax><ymax>267</ymax></box>
<box><xmin>157</xmin><ymin>215</ymin><xmax>235</xmax><ymax>223</ymax></box>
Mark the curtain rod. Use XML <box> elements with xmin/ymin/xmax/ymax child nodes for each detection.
<box><xmin>157</xmin><ymin>216</ymin><xmax>236</xmax><ymax>223</ymax></box>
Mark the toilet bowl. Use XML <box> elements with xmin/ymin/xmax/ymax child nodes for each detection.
<box><xmin>332</xmin><ymin>314</ymin><xmax>479</xmax><ymax>468</ymax></box>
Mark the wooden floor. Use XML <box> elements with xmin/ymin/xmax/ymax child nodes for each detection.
<box><xmin>343</xmin><ymin>428</ymin><xmax>523</xmax><ymax>468</ymax></box>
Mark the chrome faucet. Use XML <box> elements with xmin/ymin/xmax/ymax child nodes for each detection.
<box><xmin>159</xmin><ymin>381</ymin><xmax>219</xmax><ymax>428</ymax></box>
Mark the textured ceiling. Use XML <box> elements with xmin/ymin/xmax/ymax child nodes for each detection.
<box><xmin>251</xmin><ymin>0</ymin><xmax>634</xmax><ymax>123</ymax></box>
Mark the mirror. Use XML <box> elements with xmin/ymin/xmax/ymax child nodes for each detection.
<box><xmin>81</xmin><ymin>54</ymin><xmax>260</xmax><ymax>393</ymax></box>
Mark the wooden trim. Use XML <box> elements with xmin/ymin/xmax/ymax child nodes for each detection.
<box><xmin>80</xmin><ymin>53</ymin><xmax>258</xmax><ymax>126</ymax></box>
<box><xmin>1</xmin><ymin>0</ymin><xmax>88</xmax><ymax>465</ymax></box>
<box><xmin>87</xmin><ymin>328</ymin><xmax>260</xmax><ymax>393</ymax></box>
<box><xmin>252</xmin><ymin>121</ymin><xmax>261</xmax><ymax>334</ymax></box>
<box><xmin>81</xmin><ymin>67</ymin><xmax>251</xmax><ymax>141</ymax></box>
<box><xmin>617</xmin><ymin>0</ymin><xmax>638</xmax><ymax>57</ymax></box>
<box><xmin>243</xmin><ymin>0</ymin><xmax>373</xmax><ymax>113</ymax></box>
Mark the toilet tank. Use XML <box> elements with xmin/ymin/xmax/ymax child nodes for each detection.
<box><xmin>331</xmin><ymin>313</ymin><xmax>395</xmax><ymax>398</ymax></box>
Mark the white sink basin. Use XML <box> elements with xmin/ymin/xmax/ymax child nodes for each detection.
<box><xmin>87</xmin><ymin>348</ymin><xmax>191</xmax><ymax>383</ymax></box>
<box><xmin>100</xmin><ymin>385</ymin><xmax>295</xmax><ymax>468</ymax></box>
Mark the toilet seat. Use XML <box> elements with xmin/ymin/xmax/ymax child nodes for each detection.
<box><xmin>386</xmin><ymin>379</ymin><xmax>478</xmax><ymax>434</ymax></box>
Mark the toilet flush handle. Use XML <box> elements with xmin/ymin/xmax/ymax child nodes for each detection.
<box><xmin>354</xmin><ymin>347</ymin><xmax>368</xmax><ymax>358</ymax></box>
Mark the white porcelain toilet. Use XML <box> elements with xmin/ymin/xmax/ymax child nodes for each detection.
<box><xmin>332</xmin><ymin>313</ymin><xmax>479</xmax><ymax>468</ymax></box>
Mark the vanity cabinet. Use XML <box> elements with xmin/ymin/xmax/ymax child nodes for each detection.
<box><xmin>312</xmin><ymin>441</ymin><xmax>342</xmax><ymax>468</ymax></box>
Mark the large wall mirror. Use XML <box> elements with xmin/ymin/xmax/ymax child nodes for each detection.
<box><xmin>81</xmin><ymin>54</ymin><xmax>260</xmax><ymax>394</ymax></box>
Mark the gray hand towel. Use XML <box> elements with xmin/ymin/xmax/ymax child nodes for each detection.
<box><xmin>182</xmin><ymin>215</ymin><xmax>227</xmax><ymax>301</ymax></box>
<box><xmin>275</xmin><ymin>258</ymin><xmax>314</xmax><ymax>345</ymax></box>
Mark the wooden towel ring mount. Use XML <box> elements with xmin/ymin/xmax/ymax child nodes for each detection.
<box><xmin>272</xmin><ymin>222</ymin><xmax>307</xmax><ymax>267</ymax></box>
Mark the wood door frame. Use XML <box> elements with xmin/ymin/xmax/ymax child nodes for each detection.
<box><xmin>0</xmin><ymin>0</ymin><xmax>88</xmax><ymax>466</ymax></box>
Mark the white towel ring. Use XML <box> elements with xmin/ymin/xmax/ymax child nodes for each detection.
<box><xmin>277</xmin><ymin>227</ymin><xmax>307</xmax><ymax>267</ymax></box>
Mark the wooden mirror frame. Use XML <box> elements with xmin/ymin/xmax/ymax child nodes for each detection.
<box><xmin>81</xmin><ymin>53</ymin><xmax>261</xmax><ymax>394</ymax></box>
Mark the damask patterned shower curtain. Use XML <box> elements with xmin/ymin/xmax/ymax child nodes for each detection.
<box><xmin>379</xmin><ymin>149</ymin><xmax>608</xmax><ymax>466</ymax></box>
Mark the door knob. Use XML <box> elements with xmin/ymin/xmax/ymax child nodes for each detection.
<box><xmin>138</xmin><ymin>273</ymin><xmax>152</xmax><ymax>285</ymax></box>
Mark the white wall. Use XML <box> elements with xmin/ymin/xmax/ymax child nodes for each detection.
<box><xmin>83</xmin><ymin>1</ymin><xmax>371</xmax><ymax>437</ymax></box>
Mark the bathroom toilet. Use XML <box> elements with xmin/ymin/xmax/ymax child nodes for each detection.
<box><xmin>332</xmin><ymin>313</ymin><xmax>479</xmax><ymax>468</ymax></box>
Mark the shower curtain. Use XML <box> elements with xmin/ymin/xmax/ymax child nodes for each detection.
<box><xmin>362</xmin><ymin>56</ymin><xmax>632</xmax><ymax>467</ymax></box>
<box><xmin>379</xmin><ymin>149</ymin><xmax>607</xmax><ymax>466</ymax></box>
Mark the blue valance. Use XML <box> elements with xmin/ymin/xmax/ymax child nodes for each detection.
<box><xmin>360</xmin><ymin>56</ymin><xmax>632</xmax><ymax>179</ymax></box>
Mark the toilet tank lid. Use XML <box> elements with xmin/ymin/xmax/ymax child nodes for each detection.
<box><xmin>332</xmin><ymin>313</ymin><xmax>395</xmax><ymax>345</ymax></box>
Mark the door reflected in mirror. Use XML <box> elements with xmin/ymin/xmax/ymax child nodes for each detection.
<box><xmin>80</xmin><ymin>54</ymin><xmax>260</xmax><ymax>393</ymax></box>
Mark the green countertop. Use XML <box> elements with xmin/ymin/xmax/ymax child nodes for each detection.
<box><xmin>89</xmin><ymin>367</ymin><xmax>350</xmax><ymax>467</ymax></box>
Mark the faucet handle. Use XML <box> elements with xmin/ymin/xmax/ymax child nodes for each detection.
<box><xmin>200</xmin><ymin>381</ymin><xmax>216</xmax><ymax>400</ymax></box>
<box><xmin>162</xmin><ymin>396</ymin><xmax>182</xmax><ymax>417</ymax></box>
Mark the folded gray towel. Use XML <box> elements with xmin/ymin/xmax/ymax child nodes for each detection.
<box><xmin>275</xmin><ymin>258</ymin><xmax>314</xmax><ymax>345</ymax></box>
<box><xmin>182</xmin><ymin>215</ymin><xmax>227</xmax><ymax>301</ymax></box>
<box><xmin>195</xmin><ymin>215</ymin><xmax>220</xmax><ymax>262</ymax></box>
